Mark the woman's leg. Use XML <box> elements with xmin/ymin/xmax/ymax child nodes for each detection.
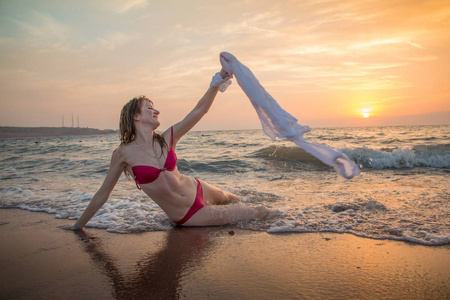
<box><xmin>199</xmin><ymin>179</ymin><xmax>240</xmax><ymax>205</ymax></box>
<box><xmin>181</xmin><ymin>204</ymin><xmax>269</xmax><ymax>227</ymax></box>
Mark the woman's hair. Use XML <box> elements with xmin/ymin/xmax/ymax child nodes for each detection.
<box><xmin>119</xmin><ymin>95</ymin><xmax>168</xmax><ymax>153</ymax></box>
<box><xmin>119</xmin><ymin>95</ymin><xmax>168</xmax><ymax>180</ymax></box>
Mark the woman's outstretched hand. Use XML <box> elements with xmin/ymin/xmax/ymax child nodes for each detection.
<box><xmin>59</xmin><ymin>224</ymin><xmax>83</xmax><ymax>231</ymax></box>
<box><xmin>210</xmin><ymin>68</ymin><xmax>232</xmax><ymax>92</ymax></box>
<box><xmin>220</xmin><ymin>68</ymin><xmax>230</xmax><ymax>79</ymax></box>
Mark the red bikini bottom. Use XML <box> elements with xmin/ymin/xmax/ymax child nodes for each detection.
<box><xmin>175</xmin><ymin>178</ymin><xmax>205</xmax><ymax>225</ymax></box>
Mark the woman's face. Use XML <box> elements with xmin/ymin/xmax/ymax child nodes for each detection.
<box><xmin>136</xmin><ymin>100</ymin><xmax>160</xmax><ymax>128</ymax></box>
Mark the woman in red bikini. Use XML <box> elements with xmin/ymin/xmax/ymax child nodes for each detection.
<box><xmin>73</xmin><ymin>67</ymin><xmax>268</xmax><ymax>230</ymax></box>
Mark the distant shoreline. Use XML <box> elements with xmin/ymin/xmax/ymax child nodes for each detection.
<box><xmin>0</xmin><ymin>126</ymin><xmax>117</xmax><ymax>138</ymax></box>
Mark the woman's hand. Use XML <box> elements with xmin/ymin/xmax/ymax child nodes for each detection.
<box><xmin>210</xmin><ymin>70</ymin><xmax>232</xmax><ymax>92</ymax></box>
<box><xmin>220</xmin><ymin>68</ymin><xmax>230</xmax><ymax>79</ymax></box>
<box><xmin>59</xmin><ymin>224</ymin><xmax>82</xmax><ymax>231</ymax></box>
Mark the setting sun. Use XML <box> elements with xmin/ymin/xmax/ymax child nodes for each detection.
<box><xmin>360</xmin><ymin>108</ymin><xmax>372</xmax><ymax>119</ymax></box>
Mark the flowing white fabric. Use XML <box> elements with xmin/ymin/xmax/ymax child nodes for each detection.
<box><xmin>219</xmin><ymin>52</ymin><xmax>360</xmax><ymax>179</ymax></box>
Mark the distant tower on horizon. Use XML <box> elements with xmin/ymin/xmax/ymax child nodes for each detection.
<box><xmin>77</xmin><ymin>115</ymin><xmax>80</xmax><ymax>128</ymax></box>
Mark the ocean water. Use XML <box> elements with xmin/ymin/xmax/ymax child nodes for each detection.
<box><xmin>0</xmin><ymin>125</ymin><xmax>449</xmax><ymax>245</ymax></box>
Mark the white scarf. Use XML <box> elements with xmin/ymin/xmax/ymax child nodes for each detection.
<box><xmin>219</xmin><ymin>52</ymin><xmax>360</xmax><ymax>179</ymax></box>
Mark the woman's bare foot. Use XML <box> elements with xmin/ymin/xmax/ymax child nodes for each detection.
<box><xmin>255</xmin><ymin>205</ymin><xmax>270</xmax><ymax>220</ymax></box>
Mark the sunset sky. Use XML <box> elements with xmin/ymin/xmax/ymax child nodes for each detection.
<box><xmin>0</xmin><ymin>0</ymin><xmax>449</xmax><ymax>130</ymax></box>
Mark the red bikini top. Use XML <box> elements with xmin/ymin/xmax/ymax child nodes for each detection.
<box><xmin>132</xmin><ymin>127</ymin><xmax>177</xmax><ymax>189</ymax></box>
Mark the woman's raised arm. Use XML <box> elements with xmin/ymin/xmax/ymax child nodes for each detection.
<box><xmin>170</xmin><ymin>68</ymin><xmax>230</xmax><ymax>142</ymax></box>
<box><xmin>73</xmin><ymin>148</ymin><xmax>126</xmax><ymax>230</ymax></box>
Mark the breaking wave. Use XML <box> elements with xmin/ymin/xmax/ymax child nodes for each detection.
<box><xmin>251</xmin><ymin>144</ymin><xmax>450</xmax><ymax>170</ymax></box>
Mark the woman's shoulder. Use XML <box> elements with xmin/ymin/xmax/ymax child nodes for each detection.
<box><xmin>113</xmin><ymin>143</ymin><xmax>135</xmax><ymax>163</ymax></box>
<box><xmin>159</xmin><ymin>126</ymin><xmax>177</xmax><ymax>145</ymax></box>
<box><xmin>115</xmin><ymin>142</ymin><xmax>135</xmax><ymax>153</ymax></box>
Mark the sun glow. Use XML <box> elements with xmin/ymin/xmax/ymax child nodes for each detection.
<box><xmin>360</xmin><ymin>108</ymin><xmax>372</xmax><ymax>118</ymax></box>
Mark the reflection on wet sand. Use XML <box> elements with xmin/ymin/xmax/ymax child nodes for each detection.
<box><xmin>75</xmin><ymin>228</ymin><xmax>215</xmax><ymax>299</ymax></box>
<box><xmin>72</xmin><ymin>226</ymin><xmax>450</xmax><ymax>299</ymax></box>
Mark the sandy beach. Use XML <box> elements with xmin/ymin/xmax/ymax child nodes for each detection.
<box><xmin>1</xmin><ymin>208</ymin><xmax>449</xmax><ymax>299</ymax></box>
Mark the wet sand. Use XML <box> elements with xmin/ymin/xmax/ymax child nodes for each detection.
<box><xmin>1</xmin><ymin>208</ymin><xmax>449</xmax><ymax>299</ymax></box>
